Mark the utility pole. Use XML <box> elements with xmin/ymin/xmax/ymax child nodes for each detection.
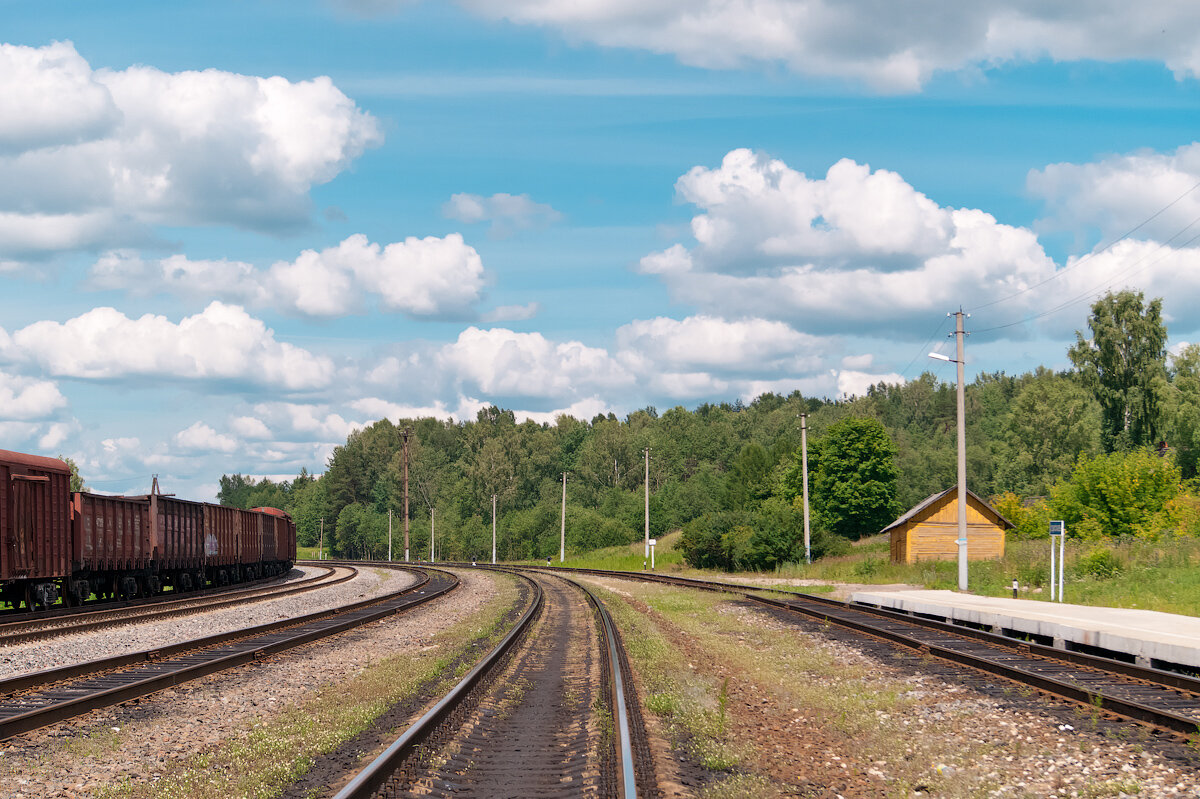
<box><xmin>402</xmin><ymin>428</ymin><xmax>411</xmax><ymax>562</ymax></box>
<box><xmin>388</xmin><ymin>509</ymin><xmax>393</xmax><ymax>562</ymax></box>
<box><xmin>929</xmin><ymin>310</ymin><xmax>970</xmax><ymax>591</ymax></box>
<box><xmin>801</xmin><ymin>413</ymin><xmax>811</xmax><ymax>564</ymax></box>
<box><xmin>643</xmin><ymin>447</ymin><xmax>650</xmax><ymax>559</ymax></box>
<box><xmin>430</xmin><ymin>507</ymin><xmax>435</xmax><ymax>563</ymax></box>
<box><xmin>560</xmin><ymin>472</ymin><xmax>568</xmax><ymax>563</ymax></box>
<box><xmin>319</xmin><ymin>518</ymin><xmax>324</xmax><ymax>561</ymax></box>
<box><xmin>491</xmin><ymin>493</ymin><xmax>498</xmax><ymax>565</ymax></box>
<box><xmin>954</xmin><ymin>310</ymin><xmax>968</xmax><ymax>591</ymax></box>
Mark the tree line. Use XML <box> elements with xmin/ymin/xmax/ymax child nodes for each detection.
<box><xmin>218</xmin><ymin>290</ymin><xmax>1200</xmax><ymax>569</ymax></box>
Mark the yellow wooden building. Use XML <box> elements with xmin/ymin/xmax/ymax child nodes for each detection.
<box><xmin>883</xmin><ymin>485</ymin><xmax>1013</xmax><ymax>564</ymax></box>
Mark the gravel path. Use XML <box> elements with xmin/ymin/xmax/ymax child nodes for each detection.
<box><xmin>0</xmin><ymin>565</ymin><xmax>414</xmax><ymax>680</ymax></box>
<box><xmin>0</xmin><ymin>567</ymin><xmax>501</xmax><ymax>799</ymax></box>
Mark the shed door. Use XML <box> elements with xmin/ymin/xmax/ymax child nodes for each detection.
<box><xmin>10</xmin><ymin>475</ymin><xmax>48</xmax><ymax>576</ymax></box>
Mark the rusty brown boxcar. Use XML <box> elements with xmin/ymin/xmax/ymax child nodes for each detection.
<box><xmin>202</xmin><ymin>503</ymin><xmax>241</xmax><ymax>584</ymax></box>
<box><xmin>252</xmin><ymin>507</ymin><xmax>297</xmax><ymax>571</ymax></box>
<box><xmin>0</xmin><ymin>450</ymin><xmax>71</xmax><ymax>608</ymax></box>
<box><xmin>71</xmin><ymin>493</ymin><xmax>152</xmax><ymax>603</ymax></box>
<box><xmin>236</xmin><ymin>507</ymin><xmax>262</xmax><ymax>578</ymax></box>
<box><xmin>149</xmin><ymin>494</ymin><xmax>206</xmax><ymax>592</ymax></box>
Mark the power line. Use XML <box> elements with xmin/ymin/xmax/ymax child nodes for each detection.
<box><xmin>975</xmin><ymin>223</ymin><xmax>1200</xmax><ymax>335</ymax></box>
<box><xmin>899</xmin><ymin>315</ymin><xmax>952</xmax><ymax>379</ymax></box>
<box><xmin>969</xmin><ymin>177</ymin><xmax>1200</xmax><ymax>314</ymax></box>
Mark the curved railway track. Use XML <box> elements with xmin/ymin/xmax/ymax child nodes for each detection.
<box><xmin>0</xmin><ymin>565</ymin><xmax>457</xmax><ymax>742</ymax></box>
<box><xmin>540</xmin><ymin>567</ymin><xmax>1200</xmax><ymax>740</ymax></box>
<box><xmin>0</xmin><ymin>565</ymin><xmax>353</xmax><ymax>646</ymax></box>
<box><xmin>333</xmin><ymin>567</ymin><xmax>652</xmax><ymax>799</ymax></box>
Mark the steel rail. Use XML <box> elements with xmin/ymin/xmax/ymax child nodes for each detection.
<box><xmin>332</xmin><ymin>569</ymin><xmax>543</xmax><ymax>799</ymax></box>
<box><xmin>0</xmin><ymin>566</ymin><xmax>352</xmax><ymax>646</ymax></box>
<box><xmin>540</xmin><ymin>565</ymin><xmax>1200</xmax><ymax>736</ymax></box>
<box><xmin>558</xmin><ymin>573</ymin><xmax>639</xmax><ymax>799</ymax></box>
<box><xmin>0</xmin><ymin>566</ymin><xmax>455</xmax><ymax>741</ymax></box>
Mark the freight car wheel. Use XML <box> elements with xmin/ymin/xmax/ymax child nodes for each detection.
<box><xmin>66</xmin><ymin>579</ymin><xmax>89</xmax><ymax>607</ymax></box>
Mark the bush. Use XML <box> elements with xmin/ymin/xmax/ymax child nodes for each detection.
<box><xmin>1141</xmin><ymin>493</ymin><xmax>1200</xmax><ymax>539</ymax></box>
<box><xmin>991</xmin><ymin>491</ymin><xmax>1054</xmax><ymax>539</ymax></box>
<box><xmin>1051</xmin><ymin>449</ymin><xmax>1182</xmax><ymax>539</ymax></box>
<box><xmin>1074</xmin><ymin>547</ymin><xmax>1123</xmax><ymax>580</ymax></box>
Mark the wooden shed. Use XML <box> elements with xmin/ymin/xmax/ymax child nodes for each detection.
<box><xmin>883</xmin><ymin>486</ymin><xmax>1013</xmax><ymax>564</ymax></box>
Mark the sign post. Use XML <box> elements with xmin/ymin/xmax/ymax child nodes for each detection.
<box><xmin>1049</xmin><ymin>520</ymin><xmax>1065</xmax><ymax>602</ymax></box>
<box><xmin>649</xmin><ymin>538</ymin><xmax>657</xmax><ymax>570</ymax></box>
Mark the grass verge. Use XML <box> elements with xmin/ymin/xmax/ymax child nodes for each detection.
<box><xmin>587</xmin><ymin>578</ymin><xmax>1109</xmax><ymax>798</ymax></box>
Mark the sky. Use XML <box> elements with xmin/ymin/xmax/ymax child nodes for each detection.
<box><xmin>4</xmin><ymin>1</ymin><xmax>1200</xmax><ymax>499</ymax></box>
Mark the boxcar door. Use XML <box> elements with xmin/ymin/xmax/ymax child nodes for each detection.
<box><xmin>9</xmin><ymin>475</ymin><xmax>49</xmax><ymax>576</ymax></box>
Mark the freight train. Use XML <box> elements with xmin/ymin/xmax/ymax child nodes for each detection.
<box><xmin>0</xmin><ymin>449</ymin><xmax>296</xmax><ymax>610</ymax></box>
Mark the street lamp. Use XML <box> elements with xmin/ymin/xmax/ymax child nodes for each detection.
<box><xmin>929</xmin><ymin>310</ymin><xmax>969</xmax><ymax>591</ymax></box>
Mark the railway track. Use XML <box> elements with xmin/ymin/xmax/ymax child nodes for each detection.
<box><xmin>0</xmin><ymin>566</ymin><xmax>297</xmax><ymax>621</ymax></box>
<box><xmin>0</xmin><ymin>565</ymin><xmax>352</xmax><ymax>646</ymax></box>
<box><xmin>333</xmin><ymin>568</ymin><xmax>652</xmax><ymax>799</ymax></box>
<box><xmin>0</xmin><ymin>565</ymin><xmax>457</xmax><ymax>742</ymax></box>
<box><xmin>550</xmin><ymin>567</ymin><xmax>1200</xmax><ymax>740</ymax></box>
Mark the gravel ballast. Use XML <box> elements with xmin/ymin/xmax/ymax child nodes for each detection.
<box><xmin>0</xmin><ymin>566</ymin><xmax>414</xmax><ymax>681</ymax></box>
<box><xmin>0</xmin><ymin>567</ymin><xmax>502</xmax><ymax>799</ymax></box>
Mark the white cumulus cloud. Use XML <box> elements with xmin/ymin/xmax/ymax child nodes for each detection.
<box><xmin>231</xmin><ymin>416</ymin><xmax>273</xmax><ymax>440</ymax></box>
<box><xmin>438</xmin><ymin>327</ymin><xmax>634</xmax><ymax>399</ymax></box>
<box><xmin>0</xmin><ymin>370</ymin><xmax>68</xmax><ymax>420</ymax></box>
<box><xmin>0</xmin><ymin>302</ymin><xmax>334</xmax><ymax>390</ymax></box>
<box><xmin>1029</xmin><ymin>143</ymin><xmax>1200</xmax><ymax>242</ymax></box>
<box><xmin>616</xmin><ymin>315</ymin><xmax>823</xmax><ymax>374</ymax></box>
<box><xmin>90</xmin><ymin>233</ymin><xmax>488</xmax><ymax>319</ymax></box>
<box><xmin>639</xmin><ymin>149</ymin><xmax>1056</xmax><ymax>333</ymax></box>
<box><xmin>0</xmin><ymin>41</ymin><xmax>381</xmax><ymax>257</ymax></box>
<box><xmin>0</xmin><ymin>41</ymin><xmax>119</xmax><ymax>152</ymax></box>
<box><xmin>174</xmin><ymin>421</ymin><xmax>238</xmax><ymax>454</ymax></box>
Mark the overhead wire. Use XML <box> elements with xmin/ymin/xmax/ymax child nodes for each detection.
<box><xmin>974</xmin><ymin>210</ymin><xmax>1200</xmax><ymax>335</ymax></box>
<box><xmin>898</xmin><ymin>314</ymin><xmax>952</xmax><ymax>379</ymax></box>
<box><xmin>967</xmin><ymin>176</ymin><xmax>1200</xmax><ymax>314</ymax></box>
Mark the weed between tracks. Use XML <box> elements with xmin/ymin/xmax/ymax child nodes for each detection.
<box><xmin>91</xmin><ymin>572</ymin><xmax>521</xmax><ymax>799</ymax></box>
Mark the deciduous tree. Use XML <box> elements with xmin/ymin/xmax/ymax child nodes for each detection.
<box><xmin>1068</xmin><ymin>290</ymin><xmax>1168</xmax><ymax>451</ymax></box>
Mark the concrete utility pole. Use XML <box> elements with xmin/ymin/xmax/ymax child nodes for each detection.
<box><xmin>560</xmin><ymin>472</ymin><xmax>568</xmax><ymax>563</ymax></box>
<box><xmin>643</xmin><ymin>447</ymin><xmax>650</xmax><ymax>559</ymax></box>
<box><xmin>430</xmin><ymin>508</ymin><xmax>435</xmax><ymax>563</ymax></box>
<box><xmin>319</xmin><ymin>518</ymin><xmax>324</xmax><ymax>561</ymax></box>
<box><xmin>402</xmin><ymin>428</ymin><xmax>411</xmax><ymax>562</ymax></box>
<box><xmin>388</xmin><ymin>509</ymin><xmax>393</xmax><ymax>562</ymax></box>
<box><xmin>930</xmin><ymin>310</ymin><xmax>970</xmax><ymax>591</ymax></box>
<box><xmin>491</xmin><ymin>493</ymin><xmax>498</xmax><ymax>565</ymax></box>
<box><xmin>801</xmin><ymin>413</ymin><xmax>811</xmax><ymax>565</ymax></box>
<box><xmin>954</xmin><ymin>310</ymin><xmax>968</xmax><ymax>591</ymax></box>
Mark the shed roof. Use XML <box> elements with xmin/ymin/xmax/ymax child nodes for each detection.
<box><xmin>881</xmin><ymin>485</ymin><xmax>1014</xmax><ymax>535</ymax></box>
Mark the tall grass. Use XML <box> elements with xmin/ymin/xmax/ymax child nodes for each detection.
<box><xmin>550</xmin><ymin>529</ymin><xmax>1200</xmax><ymax>617</ymax></box>
<box><xmin>764</xmin><ymin>535</ymin><xmax>1200</xmax><ymax>616</ymax></box>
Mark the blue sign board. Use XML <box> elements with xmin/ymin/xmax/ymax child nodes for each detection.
<box><xmin>1049</xmin><ymin>520</ymin><xmax>1064</xmax><ymax>536</ymax></box>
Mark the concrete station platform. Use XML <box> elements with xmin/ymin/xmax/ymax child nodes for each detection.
<box><xmin>850</xmin><ymin>589</ymin><xmax>1200</xmax><ymax>672</ymax></box>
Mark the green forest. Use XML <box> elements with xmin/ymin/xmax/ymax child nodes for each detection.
<box><xmin>218</xmin><ymin>290</ymin><xmax>1200</xmax><ymax>571</ymax></box>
